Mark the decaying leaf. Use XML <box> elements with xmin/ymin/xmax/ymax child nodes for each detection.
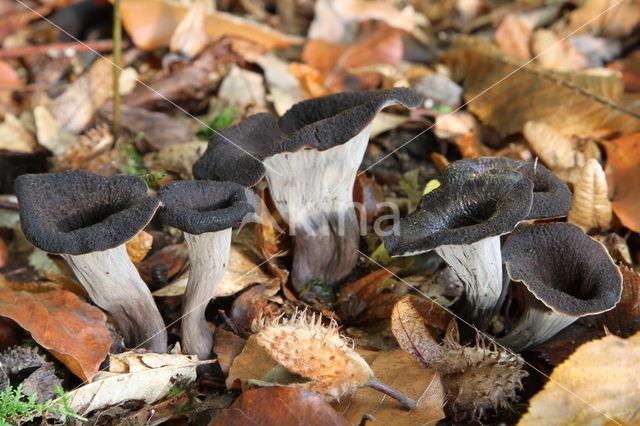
<box><xmin>391</xmin><ymin>296</ymin><xmax>444</xmax><ymax>367</ymax></box>
<box><xmin>125</xmin><ymin>230</ymin><xmax>153</xmax><ymax>263</ymax></box>
<box><xmin>218</xmin><ymin>65</ymin><xmax>267</xmax><ymax>109</ymax></box>
<box><xmin>213</xmin><ymin>327</ymin><xmax>246</xmax><ymax>376</ymax></box>
<box><xmin>563</xmin><ymin>0</ymin><xmax>640</xmax><ymax>38</ymax></box>
<box><xmin>226</xmin><ymin>334</ymin><xmax>279</xmax><ymax>390</ymax></box>
<box><xmin>532</xmin><ymin>29</ymin><xmax>588</xmax><ymax>72</ymax></box>
<box><xmin>443</xmin><ymin>36</ymin><xmax>640</xmax><ymax>137</ymax></box>
<box><xmin>115</xmin><ymin>0</ymin><xmax>302</xmax><ymax>50</ymax></box>
<box><xmin>494</xmin><ymin>13</ymin><xmax>533</xmax><ymax>60</ymax></box>
<box><xmin>210</xmin><ymin>386</ymin><xmax>350</xmax><ymax>426</ymax></box>
<box><xmin>252</xmin><ymin>311</ymin><xmax>373</xmax><ymax>400</ymax></box>
<box><xmin>68</xmin><ymin>351</ymin><xmax>206</xmax><ymax>415</ymax></box>
<box><xmin>568</xmin><ymin>159</ymin><xmax>613</xmax><ymax>231</ymax></box>
<box><xmin>0</xmin><ymin>346</ymin><xmax>62</xmax><ymax>404</ymax></box>
<box><xmin>33</xmin><ymin>106</ymin><xmax>77</xmax><ymax>156</ymax></box>
<box><xmin>0</xmin><ymin>114</ymin><xmax>37</xmax><ymax>153</ymax></box>
<box><xmin>604</xmin><ymin>132</ymin><xmax>640</xmax><ymax>232</ymax></box>
<box><xmin>334</xmin><ymin>349</ymin><xmax>445</xmax><ymax>425</ymax></box>
<box><xmin>51</xmin><ymin>56</ymin><xmax>138</xmax><ymax>133</ymax></box>
<box><xmin>0</xmin><ymin>289</ymin><xmax>112</xmax><ymax>382</ymax></box>
<box><xmin>169</xmin><ymin>0</ymin><xmax>209</xmax><ymax>58</ymax></box>
<box><xmin>153</xmin><ymin>141</ymin><xmax>207</xmax><ymax>179</ymax></box>
<box><xmin>523</xmin><ymin>121</ymin><xmax>584</xmax><ymax>170</ymax></box>
<box><xmin>519</xmin><ymin>332</ymin><xmax>640</xmax><ymax>425</ymax></box>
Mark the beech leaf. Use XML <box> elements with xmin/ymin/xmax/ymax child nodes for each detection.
<box><xmin>391</xmin><ymin>296</ymin><xmax>444</xmax><ymax>367</ymax></box>
<box><xmin>567</xmin><ymin>159</ymin><xmax>613</xmax><ymax>231</ymax></box>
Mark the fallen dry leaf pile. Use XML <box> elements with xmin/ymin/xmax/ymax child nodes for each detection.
<box><xmin>0</xmin><ymin>0</ymin><xmax>639</xmax><ymax>425</ymax></box>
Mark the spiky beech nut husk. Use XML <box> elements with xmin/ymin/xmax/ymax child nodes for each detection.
<box><xmin>436</xmin><ymin>340</ymin><xmax>527</xmax><ymax>420</ymax></box>
<box><xmin>252</xmin><ymin>311</ymin><xmax>373</xmax><ymax>400</ymax></box>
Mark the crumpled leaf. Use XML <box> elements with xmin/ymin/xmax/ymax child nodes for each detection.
<box><xmin>125</xmin><ymin>230</ymin><xmax>153</xmax><ymax>263</ymax></box>
<box><xmin>568</xmin><ymin>159</ymin><xmax>613</xmax><ymax>231</ymax></box>
<box><xmin>532</xmin><ymin>29</ymin><xmax>588</xmax><ymax>72</ymax></box>
<box><xmin>391</xmin><ymin>296</ymin><xmax>444</xmax><ymax>367</ymax></box>
<box><xmin>523</xmin><ymin>121</ymin><xmax>584</xmax><ymax>170</ymax></box>
<box><xmin>519</xmin><ymin>331</ymin><xmax>640</xmax><ymax>425</ymax></box>
<box><xmin>33</xmin><ymin>106</ymin><xmax>77</xmax><ymax>156</ymax></box>
<box><xmin>226</xmin><ymin>334</ymin><xmax>279</xmax><ymax>390</ymax></box>
<box><xmin>563</xmin><ymin>0</ymin><xmax>640</xmax><ymax>38</ymax></box>
<box><xmin>334</xmin><ymin>349</ymin><xmax>445</xmax><ymax>425</ymax></box>
<box><xmin>604</xmin><ymin>132</ymin><xmax>640</xmax><ymax>232</ymax></box>
<box><xmin>0</xmin><ymin>114</ymin><xmax>37</xmax><ymax>153</ymax></box>
<box><xmin>443</xmin><ymin>36</ymin><xmax>640</xmax><ymax>137</ymax></box>
<box><xmin>213</xmin><ymin>327</ymin><xmax>246</xmax><ymax>376</ymax></box>
<box><xmin>153</xmin><ymin>141</ymin><xmax>207</xmax><ymax>179</ymax></box>
<box><xmin>0</xmin><ymin>346</ymin><xmax>62</xmax><ymax>403</ymax></box>
<box><xmin>0</xmin><ymin>289</ymin><xmax>112</xmax><ymax>382</ymax></box>
<box><xmin>494</xmin><ymin>13</ymin><xmax>533</xmax><ymax>60</ymax></box>
<box><xmin>210</xmin><ymin>386</ymin><xmax>349</xmax><ymax>426</ymax></box>
<box><xmin>68</xmin><ymin>351</ymin><xmax>206</xmax><ymax>415</ymax></box>
<box><xmin>115</xmin><ymin>0</ymin><xmax>302</xmax><ymax>50</ymax></box>
<box><xmin>217</xmin><ymin>65</ymin><xmax>267</xmax><ymax>109</ymax></box>
<box><xmin>169</xmin><ymin>0</ymin><xmax>209</xmax><ymax>58</ymax></box>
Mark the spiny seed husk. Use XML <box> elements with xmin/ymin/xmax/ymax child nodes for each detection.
<box><xmin>253</xmin><ymin>310</ymin><xmax>373</xmax><ymax>400</ymax></box>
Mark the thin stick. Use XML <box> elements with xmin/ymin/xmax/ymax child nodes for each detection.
<box><xmin>368</xmin><ymin>377</ymin><xmax>417</xmax><ymax>410</ymax></box>
<box><xmin>112</xmin><ymin>0</ymin><xmax>122</xmax><ymax>140</ymax></box>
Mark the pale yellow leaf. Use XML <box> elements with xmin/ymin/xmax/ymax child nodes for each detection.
<box><xmin>0</xmin><ymin>114</ymin><xmax>37</xmax><ymax>153</ymax></box>
<box><xmin>568</xmin><ymin>159</ymin><xmax>613</xmax><ymax>231</ymax></box>
<box><xmin>169</xmin><ymin>0</ymin><xmax>209</xmax><ymax>58</ymax></box>
<box><xmin>523</xmin><ymin>121</ymin><xmax>584</xmax><ymax>170</ymax></box>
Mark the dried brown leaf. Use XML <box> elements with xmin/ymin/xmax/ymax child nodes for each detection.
<box><xmin>532</xmin><ymin>29</ymin><xmax>588</xmax><ymax>72</ymax></box>
<box><xmin>564</xmin><ymin>0</ymin><xmax>640</xmax><ymax>38</ymax></box>
<box><xmin>391</xmin><ymin>296</ymin><xmax>444</xmax><ymax>367</ymax></box>
<box><xmin>0</xmin><ymin>114</ymin><xmax>37</xmax><ymax>153</ymax></box>
<box><xmin>604</xmin><ymin>132</ymin><xmax>640</xmax><ymax>232</ymax></box>
<box><xmin>125</xmin><ymin>230</ymin><xmax>153</xmax><ymax>263</ymax></box>
<box><xmin>444</xmin><ymin>36</ymin><xmax>640</xmax><ymax>136</ymax></box>
<box><xmin>334</xmin><ymin>349</ymin><xmax>445</xmax><ymax>425</ymax></box>
<box><xmin>568</xmin><ymin>159</ymin><xmax>613</xmax><ymax>231</ymax></box>
<box><xmin>523</xmin><ymin>121</ymin><xmax>584</xmax><ymax>170</ymax></box>
<box><xmin>213</xmin><ymin>328</ymin><xmax>246</xmax><ymax>376</ymax></box>
<box><xmin>494</xmin><ymin>14</ymin><xmax>533</xmax><ymax>60</ymax></box>
<box><xmin>169</xmin><ymin>0</ymin><xmax>209</xmax><ymax>58</ymax></box>
<box><xmin>0</xmin><ymin>289</ymin><xmax>112</xmax><ymax>381</ymax></box>
<box><xmin>519</xmin><ymin>332</ymin><xmax>640</xmax><ymax>425</ymax></box>
<box><xmin>226</xmin><ymin>334</ymin><xmax>279</xmax><ymax>390</ymax></box>
<box><xmin>210</xmin><ymin>386</ymin><xmax>349</xmax><ymax>426</ymax></box>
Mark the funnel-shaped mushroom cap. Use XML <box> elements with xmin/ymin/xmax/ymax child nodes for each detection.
<box><xmin>385</xmin><ymin>169</ymin><xmax>533</xmax><ymax>256</ymax></box>
<box><xmin>15</xmin><ymin>170</ymin><xmax>160</xmax><ymax>255</ymax></box>
<box><xmin>158</xmin><ymin>181</ymin><xmax>255</xmax><ymax>234</ymax></box>
<box><xmin>444</xmin><ymin>157</ymin><xmax>571</xmax><ymax>219</ymax></box>
<box><xmin>503</xmin><ymin>222</ymin><xmax>622</xmax><ymax>316</ymax></box>
<box><xmin>192</xmin><ymin>88</ymin><xmax>423</xmax><ymax>186</ymax></box>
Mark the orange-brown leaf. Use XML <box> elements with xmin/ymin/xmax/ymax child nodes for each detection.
<box><xmin>209</xmin><ymin>387</ymin><xmax>349</xmax><ymax>426</ymax></box>
<box><xmin>391</xmin><ymin>296</ymin><xmax>444</xmax><ymax>367</ymax></box>
<box><xmin>0</xmin><ymin>289</ymin><xmax>112</xmax><ymax>381</ymax></box>
<box><xmin>604</xmin><ymin>132</ymin><xmax>640</xmax><ymax>232</ymax></box>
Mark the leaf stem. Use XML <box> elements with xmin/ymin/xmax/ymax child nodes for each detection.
<box><xmin>368</xmin><ymin>377</ymin><xmax>417</xmax><ymax>410</ymax></box>
<box><xmin>112</xmin><ymin>0</ymin><xmax>122</xmax><ymax>140</ymax></box>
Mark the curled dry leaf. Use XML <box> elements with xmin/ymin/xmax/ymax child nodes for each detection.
<box><xmin>532</xmin><ymin>29</ymin><xmax>588</xmax><ymax>72</ymax></box>
<box><xmin>494</xmin><ymin>14</ymin><xmax>533</xmax><ymax>60</ymax></box>
<box><xmin>523</xmin><ymin>121</ymin><xmax>584</xmax><ymax>170</ymax></box>
<box><xmin>69</xmin><ymin>351</ymin><xmax>205</xmax><ymax>415</ymax></box>
<box><xmin>253</xmin><ymin>311</ymin><xmax>373</xmax><ymax>400</ymax></box>
<box><xmin>33</xmin><ymin>106</ymin><xmax>77</xmax><ymax>157</ymax></box>
<box><xmin>0</xmin><ymin>114</ymin><xmax>37</xmax><ymax>153</ymax></box>
<box><xmin>210</xmin><ymin>386</ymin><xmax>349</xmax><ymax>426</ymax></box>
<box><xmin>604</xmin><ymin>132</ymin><xmax>640</xmax><ymax>232</ymax></box>
<box><xmin>0</xmin><ymin>289</ymin><xmax>112</xmax><ymax>382</ymax></box>
<box><xmin>519</xmin><ymin>332</ymin><xmax>640</xmax><ymax>425</ymax></box>
<box><xmin>213</xmin><ymin>327</ymin><xmax>246</xmax><ymax>376</ymax></box>
<box><xmin>114</xmin><ymin>0</ymin><xmax>302</xmax><ymax>50</ymax></box>
<box><xmin>169</xmin><ymin>0</ymin><xmax>209</xmax><ymax>58</ymax></box>
<box><xmin>391</xmin><ymin>295</ymin><xmax>445</xmax><ymax>367</ymax></box>
<box><xmin>229</xmin><ymin>284</ymin><xmax>282</xmax><ymax>332</ymax></box>
<box><xmin>564</xmin><ymin>0</ymin><xmax>640</xmax><ymax>38</ymax></box>
<box><xmin>567</xmin><ymin>159</ymin><xmax>613</xmax><ymax>231</ymax></box>
<box><xmin>125</xmin><ymin>230</ymin><xmax>153</xmax><ymax>263</ymax></box>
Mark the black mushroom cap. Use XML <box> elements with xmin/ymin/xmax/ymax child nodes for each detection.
<box><xmin>192</xmin><ymin>88</ymin><xmax>424</xmax><ymax>186</ymax></box>
<box><xmin>502</xmin><ymin>222</ymin><xmax>622</xmax><ymax>316</ymax></box>
<box><xmin>443</xmin><ymin>157</ymin><xmax>572</xmax><ymax>219</ymax></box>
<box><xmin>15</xmin><ymin>170</ymin><xmax>160</xmax><ymax>256</ymax></box>
<box><xmin>158</xmin><ymin>180</ymin><xmax>255</xmax><ymax>235</ymax></box>
<box><xmin>384</xmin><ymin>169</ymin><xmax>533</xmax><ymax>256</ymax></box>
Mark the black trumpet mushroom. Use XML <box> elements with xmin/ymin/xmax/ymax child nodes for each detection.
<box><xmin>15</xmin><ymin>170</ymin><xmax>167</xmax><ymax>353</ymax></box>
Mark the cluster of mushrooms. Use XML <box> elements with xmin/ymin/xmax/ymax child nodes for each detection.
<box><xmin>14</xmin><ymin>87</ymin><xmax>623</xmax><ymax>361</ymax></box>
<box><xmin>384</xmin><ymin>157</ymin><xmax>623</xmax><ymax>350</ymax></box>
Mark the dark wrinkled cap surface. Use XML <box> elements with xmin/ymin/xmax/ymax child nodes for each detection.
<box><xmin>15</xmin><ymin>170</ymin><xmax>160</xmax><ymax>255</ymax></box>
<box><xmin>192</xmin><ymin>88</ymin><xmax>423</xmax><ymax>186</ymax></box>
<box><xmin>444</xmin><ymin>157</ymin><xmax>572</xmax><ymax>219</ymax></box>
<box><xmin>384</xmin><ymin>169</ymin><xmax>533</xmax><ymax>256</ymax></box>
<box><xmin>503</xmin><ymin>222</ymin><xmax>622</xmax><ymax>316</ymax></box>
<box><xmin>158</xmin><ymin>180</ymin><xmax>254</xmax><ymax>234</ymax></box>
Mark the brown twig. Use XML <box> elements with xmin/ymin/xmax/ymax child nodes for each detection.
<box><xmin>0</xmin><ymin>40</ymin><xmax>128</xmax><ymax>58</ymax></box>
<box><xmin>112</xmin><ymin>0</ymin><xmax>122</xmax><ymax>140</ymax></box>
<box><xmin>368</xmin><ymin>377</ymin><xmax>417</xmax><ymax>410</ymax></box>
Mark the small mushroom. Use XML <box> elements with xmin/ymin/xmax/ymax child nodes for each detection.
<box><xmin>158</xmin><ymin>180</ymin><xmax>255</xmax><ymax>359</ymax></box>
<box><xmin>15</xmin><ymin>170</ymin><xmax>167</xmax><ymax>352</ymax></box>
<box><xmin>444</xmin><ymin>157</ymin><xmax>572</xmax><ymax>219</ymax></box>
<box><xmin>498</xmin><ymin>222</ymin><xmax>622</xmax><ymax>351</ymax></box>
<box><xmin>384</xmin><ymin>170</ymin><xmax>533</xmax><ymax>328</ymax></box>
<box><xmin>193</xmin><ymin>88</ymin><xmax>423</xmax><ymax>296</ymax></box>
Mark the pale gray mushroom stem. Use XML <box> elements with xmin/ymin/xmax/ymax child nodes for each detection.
<box><xmin>497</xmin><ymin>292</ymin><xmax>576</xmax><ymax>350</ymax></box>
<box><xmin>264</xmin><ymin>124</ymin><xmax>371</xmax><ymax>290</ymax></box>
<box><xmin>435</xmin><ymin>236</ymin><xmax>502</xmax><ymax>324</ymax></box>
<box><xmin>181</xmin><ymin>229</ymin><xmax>232</xmax><ymax>359</ymax></box>
<box><xmin>62</xmin><ymin>245</ymin><xmax>167</xmax><ymax>353</ymax></box>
